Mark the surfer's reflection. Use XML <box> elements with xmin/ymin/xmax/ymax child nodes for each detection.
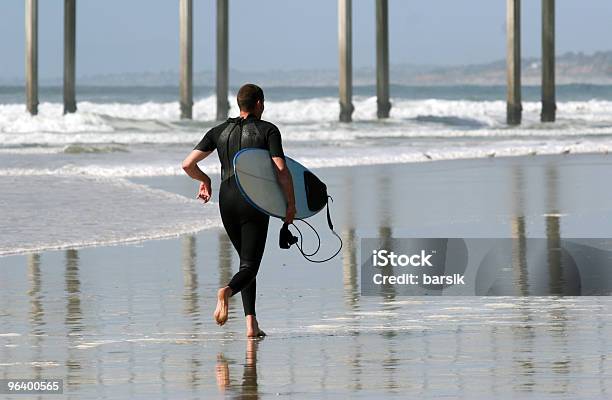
<box><xmin>215</xmin><ymin>339</ymin><xmax>261</xmax><ymax>398</ymax></box>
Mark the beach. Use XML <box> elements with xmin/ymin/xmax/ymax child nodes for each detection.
<box><xmin>2</xmin><ymin>154</ymin><xmax>612</xmax><ymax>399</ymax></box>
<box><xmin>2</xmin><ymin>0</ymin><xmax>612</xmax><ymax>395</ymax></box>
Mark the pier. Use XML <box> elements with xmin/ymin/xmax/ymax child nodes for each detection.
<box><xmin>338</xmin><ymin>0</ymin><xmax>354</xmax><ymax>122</ymax></box>
<box><xmin>22</xmin><ymin>0</ymin><xmax>557</xmax><ymax>125</ymax></box>
<box><xmin>216</xmin><ymin>0</ymin><xmax>230</xmax><ymax>121</ymax></box>
<box><xmin>506</xmin><ymin>0</ymin><xmax>557</xmax><ymax>124</ymax></box>
<box><xmin>376</xmin><ymin>0</ymin><xmax>391</xmax><ymax>119</ymax></box>
<box><xmin>63</xmin><ymin>0</ymin><xmax>77</xmax><ymax>114</ymax></box>
<box><xmin>25</xmin><ymin>0</ymin><xmax>38</xmax><ymax>116</ymax></box>
<box><xmin>179</xmin><ymin>0</ymin><xmax>193</xmax><ymax>119</ymax></box>
<box><xmin>506</xmin><ymin>0</ymin><xmax>521</xmax><ymax>125</ymax></box>
<box><xmin>541</xmin><ymin>0</ymin><xmax>556</xmax><ymax>122</ymax></box>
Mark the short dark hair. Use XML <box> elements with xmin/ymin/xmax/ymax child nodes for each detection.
<box><xmin>237</xmin><ymin>83</ymin><xmax>264</xmax><ymax>112</ymax></box>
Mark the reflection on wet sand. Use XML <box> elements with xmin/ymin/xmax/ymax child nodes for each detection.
<box><xmin>544</xmin><ymin>164</ymin><xmax>572</xmax><ymax>391</ymax></box>
<box><xmin>378</xmin><ymin>171</ymin><xmax>400</xmax><ymax>393</ymax></box>
<box><xmin>218</xmin><ymin>233</ymin><xmax>233</xmax><ymax>289</ymax></box>
<box><xmin>378</xmin><ymin>172</ymin><xmax>396</xmax><ymax>301</ymax></box>
<box><xmin>511</xmin><ymin>165</ymin><xmax>529</xmax><ymax>296</ymax></box>
<box><xmin>65</xmin><ymin>249</ymin><xmax>82</xmax><ymax>330</ymax></box>
<box><xmin>545</xmin><ymin>165</ymin><xmax>562</xmax><ymax>294</ymax></box>
<box><xmin>64</xmin><ymin>249</ymin><xmax>83</xmax><ymax>389</ymax></box>
<box><xmin>1</xmin><ymin>156</ymin><xmax>611</xmax><ymax>399</ymax></box>
<box><xmin>27</xmin><ymin>253</ymin><xmax>44</xmax><ymax>381</ymax></box>
<box><xmin>338</xmin><ymin>168</ymin><xmax>364</xmax><ymax>391</ymax></box>
<box><xmin>342</xmin><ymin>170</ymin><xmax>359</xmax><ymax>310</ymax></box>
<box><xmin>216</xmin><ymin>339</ymin><xmax>261</xmax><ymax>399</ymax></box>
<box><xmin>342</xmin><ymin>228</ymin><xmax>358</xmax><ymax>308</ymax></box>
<box><xmin>512</xmin><ymin>298</ymin><xmax>536</xmax><ymax>393</ymax></box>
<box><xmin>181</xmin><ymin>235</ymin><xmax>203</xmax><ymax>390</ymax></box>
<box><xmin>28</xmin><ymin>254</ymin><xmax>44</xmax><ymax>334</ymax></box>
<box><xmin>181</xmin><ymin>235</ymin><xmax>200</xmax><ymax>322</ymax></box>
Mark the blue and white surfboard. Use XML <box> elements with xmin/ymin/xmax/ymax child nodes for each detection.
<box><xmin>233</xmin><ymin>148</ymin><xmax>327</xmax><ymax>220</ymax></box>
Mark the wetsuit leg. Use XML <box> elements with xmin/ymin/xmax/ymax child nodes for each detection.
<box><xmin>219</xmin><ymin>177</ymin><xmax>269</xmax><ymax>316</ymax></box>
<box><xmin>240</xmin><ymin>279</ymin><xmax>257</xmax><ymax>317</ymax></box>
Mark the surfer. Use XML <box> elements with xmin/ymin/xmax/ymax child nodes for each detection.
<box><xmin>182</xmin><ymin>83</ymin><xmax>296</xmax><ymax>337</ymax></box>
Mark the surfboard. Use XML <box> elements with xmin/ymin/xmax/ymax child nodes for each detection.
<box><xmin>233</xmin><ymin>148</ymin><xmax>328</xmax><ymax>220</ymax></box>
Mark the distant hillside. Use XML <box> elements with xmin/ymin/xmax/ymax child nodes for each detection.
<box><xmin>7</xmin><ymin>51</ymin><xmax>612</xmax><ymax>87</ymax></box>
<box><xmin>394</xmin><ymin>51</ymin><xmax>612</xmax><ymax>86</ymax></box>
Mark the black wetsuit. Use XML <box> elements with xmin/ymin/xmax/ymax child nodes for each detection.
<box><xmin>194</xmin><ymin>114</ymin><xmax>285</xmax><ymax>316</ymax></box>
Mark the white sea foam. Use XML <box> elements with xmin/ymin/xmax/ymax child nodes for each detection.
<box><xmin>1</xmin><ymin>97</ymin><xmax>612</xmax><ymax>139</ymax></box>
<box><xmin>0</xmin><ymin>139</ymin><xmax>610</xmax><ymax>178</ymax></box>
<box><xmin>0</xmin><ymin>175</ymin><xmax>221</xmax><ymax>257</ymax></box>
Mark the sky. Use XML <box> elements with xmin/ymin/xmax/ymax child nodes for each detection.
<box><xmin>0</xmin><ymin>0</ymin><xmax>611</xmax><ymax>79</ymax></box>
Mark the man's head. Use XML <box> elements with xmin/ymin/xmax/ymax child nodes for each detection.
<box><xmin>237</xmin><ymin>83</ymin><xmax>265</xmax><ymax>118</ymax></box>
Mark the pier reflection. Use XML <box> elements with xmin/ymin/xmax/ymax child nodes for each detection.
<box><xmin>543</xmin><ymin>164</ymin><xmax>572</xmax><ymax>388</ymax></box>
<box><xmin>27</xmin><ymin>253</ymin><xmax>45</xmax><ymax>381</ymax></box>
<box><xmin>65</xmin><ymin>249</ymin><xmax>82</xmax><ymax>331</ymax></box>
<box><xmin>544</xmin><ymin>164</ymin><xmax>577</xmax><ymax>295</ymax></box>
<box><xmin>342</xmin><ymin>228</ymin><xmax>358</xmax><ymax>310</ymax></box>
<box><xmin>511</xmin><ymin>165</ymin><xmax>529</xmax><ymax>296</ymax></box>
<box><xmin>378</xmin><ymin>172</ymin><xmax>401</xmax><ymax>393</ymax></box>
<box><xmin>506</xmin><ymin>162</ymin><xmax>581</xmax><ymax>295</ymax></box>
<box><xmin>64</xmin><ymin>249</ymin><xmax>83</xmax><ymax>388</ymax></box>
<box><xmin>181</xmin><ymin>235</ymin><xmax>200</xmax><ymax>322</ymax></box>
<box><xmin>218</xmin><ymin>233</ymin><xmax>233</xmax><ymax>288</ymax></box>
<box><xmin>181</xmin><ymin>234</ymin><xmax>203</xmax><ymax>391</ymax></box>
<box><xmin>342</xmin><ymin>171</ymin><xmax>359</xmax><ymax>311</ymax></box>
<box><xmin>28</xmin><ymin>253</ymin><xmax>44</xmax><ymax>335</ymax></box>
<box><xmin>378</xmin><ymin>172</ymin><xmax>396</xmax><ymax>301</ymax></box>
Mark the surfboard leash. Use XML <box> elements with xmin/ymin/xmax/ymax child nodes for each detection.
<box><xmin>283</xmin><ymin>196</ymin><xmax>343</xmax><ymax>263</ymax></box>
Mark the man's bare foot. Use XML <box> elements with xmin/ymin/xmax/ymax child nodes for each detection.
<box><xmin>214</xmin><ymin>287</ymin><xmax>231</xmax><ymax>326</ymax></box>
<box><xmin>246</xmin><ymin>315</ymin><xmax>267</xmax><ymax>338</ymax></box>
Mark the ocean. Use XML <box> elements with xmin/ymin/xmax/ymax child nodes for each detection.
<box><xmin>2</xmin><ymin>84</ymin><xmax>612</xmax><ymax>398</ymax></box>
<box><xmin>2</xmin><ymin>84</ymin><xmax>612</xmax><ymax>255</ymax></box>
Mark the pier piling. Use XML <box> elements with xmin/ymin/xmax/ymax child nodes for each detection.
<box><xmin>25</xmin><ymin>0</ymin><xmax>38</xmax><ymax>116</ymax></box>
<box><xmin>179</xmin><ymin>0</ymin><xmax>193</xmax><ymax>119</ymax></box>
<box><xmin>506</xmin><ymin>0</ymin><xmax>522</xmax><ymax>125</ymax></box>
<box><xmin>216</xmin><ymin>0</ymin><xmax>229</xmax><ymax>121</ymax></box>
<box><xmin>541</xmin><ymin>0</ymin><xmax>556</xmax><ymax>122</ymax></box>
<box><xmin>376</xmin><ymin>0</ymin><xmax>391</xmax><ymax>119</ymax></box>
<box><xmin>338</xmin><ymin>0</ymin><xmax>354</xmax><ymax>122</ymax></box>
<box><xmin>63</xmin><ymin>0</ymin><xmax>77</xmax><ymax>114</ymax></box>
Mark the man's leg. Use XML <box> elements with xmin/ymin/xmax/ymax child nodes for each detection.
<box><xmin>230</xmin><ymin>216</ymin><xmax>269</xmax><ymax>337</ymax></box>
<box><xmin>240</xmin><ymin>278</ymin><xmax>256</xmax><ymax>316</ymax></box>
<box><xmin>215</xmin><ymin>178</ymin><xmax>269</xmax><ymax>333</ymax></box>
<box><xmin>227</xmin><ymin>216</ymin><xmax>268</xmax><ymax>304</ymax></box>
<box><xmin>215</xmin><ymin>184</ymin><xmax>242</xmax><ymax>326</ymax></box>
<box><xmin>241</xmin><ymin>279</ymin><xmax>265</xmax><ymax>337</ymax></box>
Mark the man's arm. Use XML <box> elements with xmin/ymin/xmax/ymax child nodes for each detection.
<box><xmin>272</xmin><ymin>156</ymin><xmax>296</xmax><ymax>224</ymax></box>
<box><xmin>182</xmin><ymin>149</ymin><xmax>213</xmax><ymax>203</ymax></box>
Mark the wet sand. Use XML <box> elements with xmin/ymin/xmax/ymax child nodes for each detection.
<box><xmin>1</xmin><ymin>154</ymin><xmax>612</xmax><ymax>399</ymax></box>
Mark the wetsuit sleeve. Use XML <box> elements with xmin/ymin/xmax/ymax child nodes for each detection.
<box><xmin>268</xmin><ymin>126</ymin><xmax>285</xmax><ymax>159</ymax></box>
<box><xmin>194</xmin><ymin>126</ymin><xmax>221</xmax><ymax>152</ymax></box>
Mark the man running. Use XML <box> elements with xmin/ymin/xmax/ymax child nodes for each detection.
<box><xmin>182</xmin><ymin>83</ymin><xmax>296</xmax><ymax>337</ymax></box>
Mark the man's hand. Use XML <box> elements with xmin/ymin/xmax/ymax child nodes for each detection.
<box><xmin>285</xmin><ymin>203</ymin><xmax>296</xmax><ymax>224</ymax></box>
<box><xmin>182</xmin><ymin>149</ymin><xmax>214</xmax><ymax>204</ymax></box>
<box><xmin>197</xmin><ymin>180</ymin><xmax>212</xmax><ymax>203</ymax></box>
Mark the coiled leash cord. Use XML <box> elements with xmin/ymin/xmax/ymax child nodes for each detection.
<box><xmin>280</xmin><ymin>196</ymin><xmax>343</xmax><ymax>263</ymax></box>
